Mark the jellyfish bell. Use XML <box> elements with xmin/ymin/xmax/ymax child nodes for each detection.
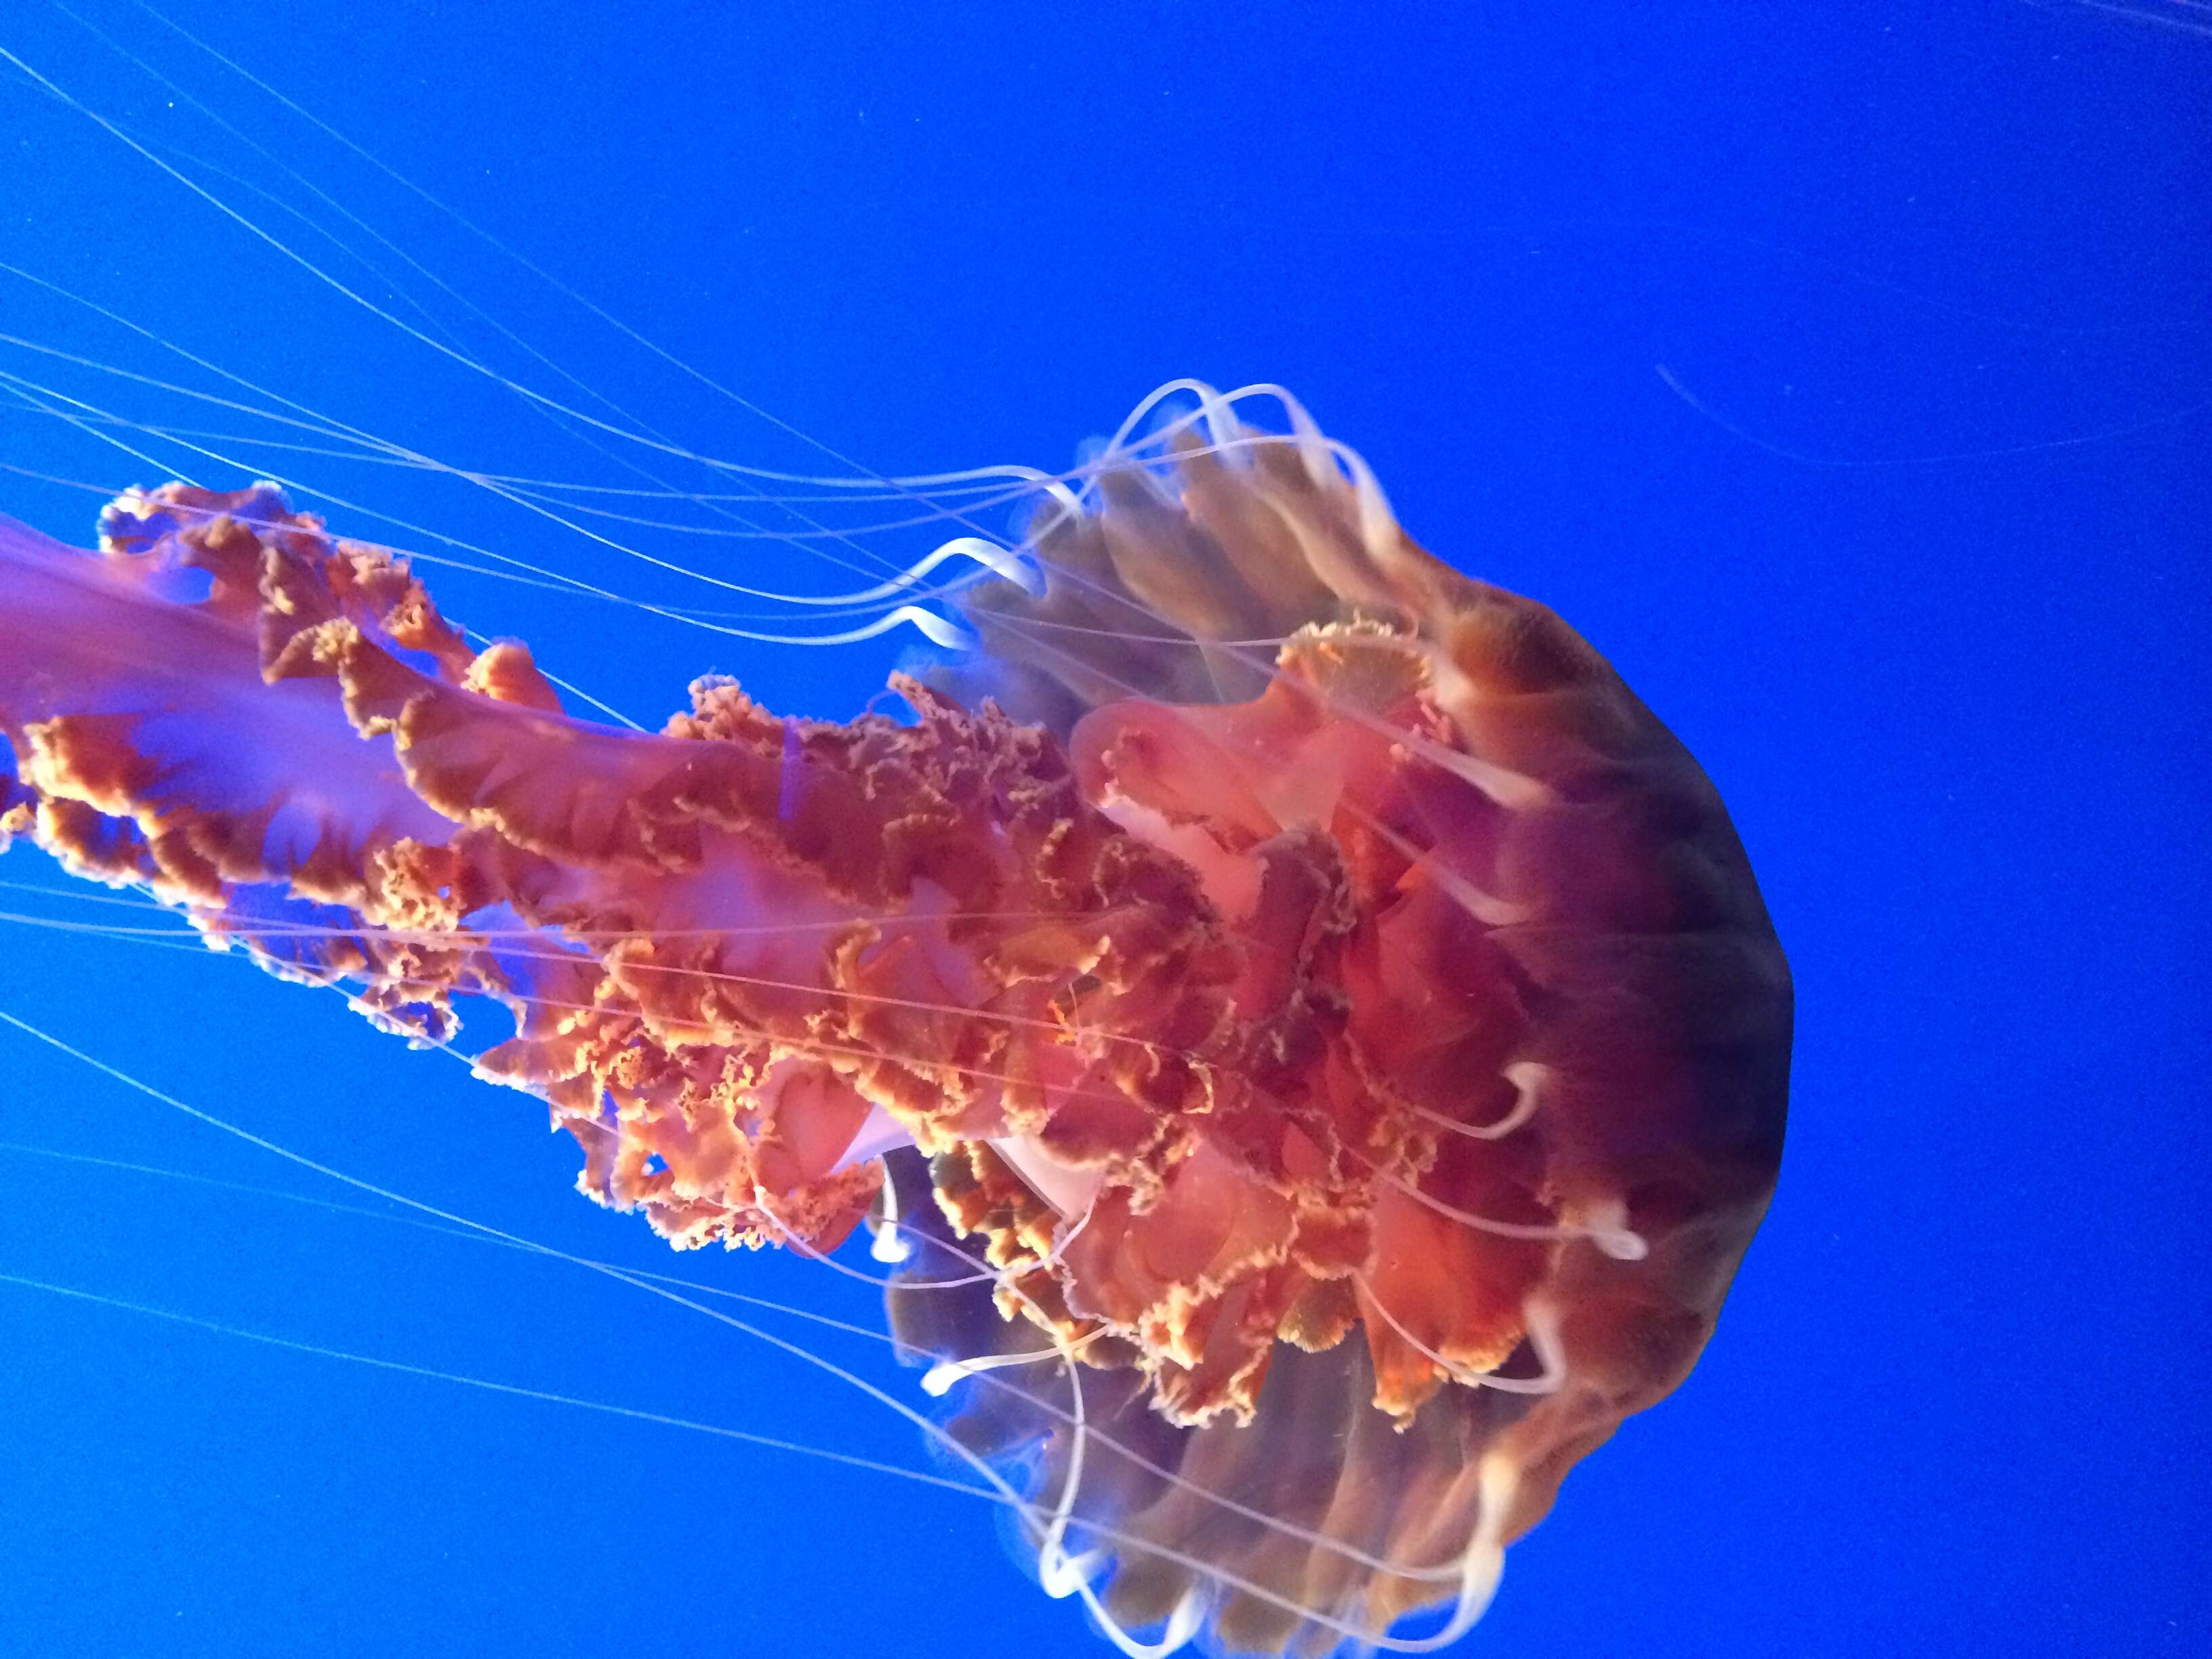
<box><xmin>0</xmin><ymin>382</ymin><xmax>1790</xmax><ymax>1657</ymax></box>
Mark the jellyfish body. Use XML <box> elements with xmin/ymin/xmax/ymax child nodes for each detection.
<box><xmin>0</xmin><ymin>388</ymin><xmax>1790</xmax><ymax>1656</ymax></box>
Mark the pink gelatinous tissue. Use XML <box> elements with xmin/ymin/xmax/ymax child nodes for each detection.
<box><xmin>0</xmin><ymin>388</ymin><xmax>1790</xmax><ymax>1657</ymax></box>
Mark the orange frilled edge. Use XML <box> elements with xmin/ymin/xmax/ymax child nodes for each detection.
<box><xmin>0</xmin><ymin>472</ymin><xmax>1787</xmax><ymax>1456</ymax></box>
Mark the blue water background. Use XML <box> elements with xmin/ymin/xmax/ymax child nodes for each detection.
<box><xmin>0</xmin><ymin>3</ymin><xmax>2205</xmax><ymax>1655</ymax></box>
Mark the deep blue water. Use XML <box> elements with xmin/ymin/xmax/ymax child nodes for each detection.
<box><xmin>1</xmin><ymin>3</ymin><xmax>2205</xmax><ymax>1656</ymax></box>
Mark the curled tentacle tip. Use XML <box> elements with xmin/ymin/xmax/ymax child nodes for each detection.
<box><xmin>1595</xmin><ymin>1226</ymin><xmax>1651</xmax><ymax>1262</ymax></box>
<box><xmin>928</xmin><ymin>535</ymin><xmax>1046</xmax><ymax>598</ymax></box>
<box><xmin>890</xmin><ymin>605</ymin><xmax>975</xmax><ymax>650</ymax></box>
<box><xmin>1038</xmin><ymin>1545</ymin><xmax>1109</xmax><ymax>1601</ymax></box>
<box><xmin>920</xmin><ymin>1359</ymin><xmax>966</xmax><ymax>1397</ymax></box>
<box><xmin>964</xmin><ymin>537</ymin><xmax>1045</xmax><ymax>597</ymax></box>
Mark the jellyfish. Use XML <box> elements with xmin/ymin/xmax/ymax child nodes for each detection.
<box><xmin>0</xmin><ymin>385</ymin><xmax>1791</xmax><ymax>1656</ymax></box>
